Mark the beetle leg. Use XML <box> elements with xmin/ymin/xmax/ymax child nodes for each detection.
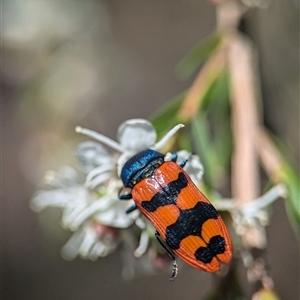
<box><xmin>118</xmin><ymin>187</ymin><xmax>132</xmax><ymax>200</ymax></box>
<box><xmin>179</xmin><ymin>153</ymin><xmax>192</xmax><ymax>168</ymax></box>
<box><xmin>171</xmin><ymin>152</ymin><xmax>178</xmax><ymax>163</ymax></box>
<box><xmin>171</xmin><ymin>260</ymin><xmax>178</xmax><ymax>282</ymax></box>
<box><xmin>126</xmin><ymin>203</ymin><xmax>138</xmax><ymax>214</ymax></box>
<box><xmin>179</xmin><ymin>159</ymin><xmax>187</xmax><ymax>168</ymax></box>
<box><xmin>155</xmin><ymin>231</ymin><xmax>178</xmax><ymax>281</ymax></box>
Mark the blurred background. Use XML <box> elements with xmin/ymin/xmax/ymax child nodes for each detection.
<box><xmin>3</xmin><ymin>0</ymin><xmax>299</xmax><ymax>299</ymax></box>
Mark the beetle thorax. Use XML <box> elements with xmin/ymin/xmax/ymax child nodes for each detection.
<box><xmin>129</xmin><ymin>158</ymin><xmax>164</xmax><ymax>186</ymax></box>
<box><xmin>120</xmin><ymin>149</ymin><xmax>165</xmax><ymax>188</ymax></box>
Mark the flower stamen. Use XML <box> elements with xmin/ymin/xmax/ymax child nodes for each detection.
<box><xmin>153</xmin><ymin>124</ymin><xmax>185</xmax><ymax>150</ymax></box>
<box><xmin>76</xmin><ymin>126</ymin><xmax>126</xmax><ymax>152</ymax></box>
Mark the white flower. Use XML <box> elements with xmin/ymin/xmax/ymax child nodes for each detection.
<box><xmin>61</xmin><ymin>221</ymin><xmax>119</xmax><ymax>261</ymax></box>
<box><xmin>31</xmin><ymin>167</ymin><xmax>133</xmax><ymax>231</ymax></box>
<box><xmin>76</xmin><ymin>141</ymin><xmax>114</xmax><ymax>173</ymax></box>
<box><xmin>31</xmin><ymin>167</ymin><xmax>124</xmax><ymax>261</ymax></box>
<box><xmin>166</xmin><ymin>150</ymin><xmax>204</xmax><ymax>185</ymax></box>
<box><xmin>75</xmin><ymin>141</ymin><xmax>116</xmax><ymax>189</ymax></box>
<box><xmin>213</xmin><ymin>184</ymin><xmax>286</xmax><ymax>249</ymax></box>
<box><xmin>76</xmin><ymin>118</ymin><xmax>203</xmax><ymax>188</ymax></box>
<box><xmin>74</xmin><ymin>119</ymin><xmax>204</xmax><ymax>259</ymax></box>
<box><xmin>31</xmin><ymin>118</ymin><xmax>205</xmax><ymax>264</ymax></box>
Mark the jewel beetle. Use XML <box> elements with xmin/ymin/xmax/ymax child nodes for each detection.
<box><xmin>119</xmin><ymin>149</ymin><xmax>232</xmax><ymax>280</ymax></box>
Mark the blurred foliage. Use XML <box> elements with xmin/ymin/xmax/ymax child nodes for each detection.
<box><xmin>150</xmin><ymin>28</ymin><xmax>300</xmax><ymax>238</ymax></box>
<box><xmin>280</xmin><ymin>165</ymin><xmax>300</xmax><ymax>234</ymax></box>
<box><xmin>150</xmin><ymin>92</ymin><xmax>186</xmax><ymax>136</ymax></box>
<box><xmin>175</xmin><ymin>32</ymin><xmax>222</xmax><ymax>79</ymax></box>
<box><xmin>252</xmin><ymin>288</ymin><xmax>281</xmax><ymax>300</ymax></box>
<box><xmin>150</xmin><ymin>5</ymin><xmax>299</xmax><ymax>297</ymax></box>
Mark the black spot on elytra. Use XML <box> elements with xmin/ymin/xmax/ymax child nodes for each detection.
<box><xmin>141</xmin><ymin>172</ymin><xmax>188</xmax><ymax>212</ymax></box>
<box><xmin>142</xmin><ymin>170</ymin><xmax>226</xmax><ymax>264</ymax></box>
<box><xmin>194</xmin><ymin>235</ymin><xmax>226</xmax><ymax>263</ymax></box>
<box><xmin>165</xmin><ymin>202</ymin><xmax>219</xmax><ymax>250</ymax></box>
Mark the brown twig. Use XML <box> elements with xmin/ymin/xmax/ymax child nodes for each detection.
<box><xmin>228</xmin><ymin>35</ymin><xmax>261</xmax><ymax>207</ymax></box>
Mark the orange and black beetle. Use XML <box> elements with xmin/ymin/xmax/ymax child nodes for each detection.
<box><xmin>119</xmin><ymin>149</ymin><xmax>232</xmax><ymax>280</ymax></box>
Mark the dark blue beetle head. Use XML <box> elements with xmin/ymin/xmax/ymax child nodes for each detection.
<box><xmin>120</xmin><ymin>149</ymin><xmax>164</xmax><ymax>188</ymax></box>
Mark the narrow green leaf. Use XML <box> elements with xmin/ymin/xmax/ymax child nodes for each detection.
<box><xmin>191</xmin><ymin>114</ymin><xmax>215</xmax><ymax>188</ymax></box>
<box><xmin>203</xmin><ymin>70</ymin><xmax>230</xmax><ymax>113</ymax></box>
<box><xmin>190</xmin><ymin>71</ymin><xmax>231</xmax><ymax>176</ymax></box>
<box><xmin>205</xmin><ymin>71</ymin><xmax>232</xmax><ymax>169</ymax></box>
<box><xmin>178</xmin><ymin>131</ymin><xmax>192</xmax><ymax>152</ymax></box>
<box><xmin>150</xmin><ymin>92</ymin><xmax>185</xmax><ymax>136</ymax></box>
<box><xmin>175</xmin><ymin>32</ymin><xmax>222</xmax><ymax>79</ymax></box>
<box><xmin>190</xmin><ymin>111</ymin><xmax>232</xmax><ymax>193</ymax></box>
<box><xmin>281</xmin><ymin>166</ymin><xmax>300</xmax><ymax>235</ymax></box>
<box><xmin>284</xmin><ymin>167</ymin><xmax>300</xmax><ymax>217</ymax></box>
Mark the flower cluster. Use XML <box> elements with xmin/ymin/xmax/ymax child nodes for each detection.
<box><xmin>31</xmin><ymin>119</ymin><xmax>204</xmax><ymax>276</ymax></box>
<box><xmin>31</xmin><ymin>118</ymin><xmax>285</xmax><ymax>280</ymax></box>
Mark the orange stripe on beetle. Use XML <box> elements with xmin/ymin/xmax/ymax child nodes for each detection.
<box><xmin>119</xmin><ymin>149</ymin><xmax>232</xmax><ymax>280</ymax></box>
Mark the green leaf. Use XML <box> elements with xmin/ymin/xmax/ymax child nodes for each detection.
<box><xmin>281</xmin><ymin>166</ymin><xmax>300</xmax><ymax>235</ymax></box>
<box><xmin>189</xmin><ymin>70</ymin><xmax>232</xmax><ymax>186</ymax></box>
<box><xmin>177</xmin><ymin>63</ymin><xmax>228</xmax><ymax>123</ymax></box>
<box><xmin>191</xmin><ymin>113</ymin><xmax>232</xmax><ymax>191</ymax></box>
<box><xmin>259</xmin><ymin>132</ymin><xmax>300</xmax><ymax>235</ymax></box>
<box><xmin>177</xmin><ymin>131</ymin><xmax>192</xmax><ymax>152</ymax></box>
<box><xmin>283</xmin><ymin>166</ymin><xmax>300</xmax><ymax>217</ymax></box>
<box><xmin>205</xmin><ymin>71</ymin><xmax>232</xmax><ymax>169</ymax></box>
<box><xmin>191</xmin><ymin>114</ymin><xmax>215</xmax><ymax>188</ymax></box>
<box><xmin>150</xmin><ymin>92</ymin><xmax>185</xmax><ymax>136</ymax></box>
<box><xmin>202</xmin><ymin>70</ymin><xmax>230</xmax><ymax>113</ymax></box>
<box><xmin>175</xmin><ymin>32</ymin><xmax>222</xmax><ymax>79</ymax></box>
